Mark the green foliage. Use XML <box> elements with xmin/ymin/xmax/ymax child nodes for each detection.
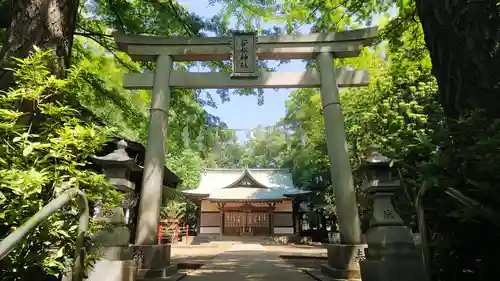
<box><xmin>167</xmin><ymin>149</ymin><xmax>203</xmax><ymax>190</ymax></box>
<box><xmin>0</xmin><ymin>50</ymin><xmax>122</xmax><ymax>280</ymax></box>
<box><xmin>160</xmin><ymin>200</ymin><xmax>187</xmax><ymax>221</ymax></box>
<box><xmin>419</xmin><ymin>110</ymin><xmax>500</xmax><ymax>281</ymax></box>
<box><xmin>238</xmin><ymin>126</ymin><xmax>289</xmax><ymax>168</ymax></box>
<box><xmin>209</xmin><ymin>0</ymin><xmax>398</xmax><ymax>33</ymax></box>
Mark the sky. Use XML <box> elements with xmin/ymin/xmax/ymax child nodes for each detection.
<box><xmin>177</xmin><ymin>0</ymin><xmax>310</xmax><ymax>141</ymax></box>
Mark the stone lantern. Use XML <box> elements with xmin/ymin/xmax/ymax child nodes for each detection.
<box><xmin>359</xmin><ymin>145</ymin><xmax>427</xmax><ymax>281</ymax></box>
<box><xmin>86</xmin><ymin>140</ymin><xmax>142</xmax><ymax>281</ymax></box>
<box><xmin>90</xmin><ymin>140</ymin><xmax>141</xmax><ymax>231</ymax></box>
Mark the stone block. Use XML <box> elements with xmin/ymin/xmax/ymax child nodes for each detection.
<box><xmin>98</xmin><ymin>207</ymin><xmax>126</xmax><ymax>224</ymax></box>
<box><xmin>326</xmin><ymin>244</ymin><xmax>367</xmax><ymax>270</ymax></box>
<box><xmin>365</xmin><ymin>226</ymin><xmax>415</xmax><ymax>251</ymax></box>
<box><xmin>360</xmin><ymin>256</ymin><xmax>428</xmax><ymax>281</ymax></box>
<box><xmin>137</xmin><ymin>264</ymin><xmax>178</xmax><ymax>278</ymax></box>
<box><xmin>132</xmin><ymin>244</ymin><xmax>171</xmax><ymax>270</ymax></box>
<box><xmin>321</xmin><ymin>244</ymin><xmax>367</xmax><ymax>281</ymax></box>
<box><xmin>85</xmin><ymin>259</ymin><xmax>137</xmax><ymax>281</ymax></box>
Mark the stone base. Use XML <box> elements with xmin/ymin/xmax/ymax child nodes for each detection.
<box><xmin>85</xmin><ymin>259</ymin><xmax>137</xmax><ymax>281</ymax></box>
<box><xmin>131</xmin><ymin>244</ymin><xmax>179</xmax><ymax>280</ymax></box>
<box><xmin>360</xmin><ymin>257</ymin><xmax>428</xmax><ymax>281</ymax></box>
<box><xmin>132</xmin><ymin>244</ymin><xmax>171</xmax><ymax>269</ymax></box>
<box><xmin>321</xmin><ymin>244</ymin><xmax>367</xmax><ymax>281</ymax></box>
<box><xmin>321</xmin><ymin>264</ymin><xmax>361</xmax><ymax>281</ymax></box>
<box><xmin>137</xmin><ymin>264</ymin><xmax>178</xmax><ymax>278</ymax></box>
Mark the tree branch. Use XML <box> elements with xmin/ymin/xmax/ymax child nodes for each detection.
<box><xmin>75</xmin><ymin>32</ymin><xmax>138</xmax><ymax>73</ymax></box>
<box><xmin>107</xmin><ymin>0</ymin><xmax>126</xmax><ymax>32</ymax></box>
<box><xmin>74</xmin><ymin>31</ymin><xmax>114</xmax><ymax>38</ymax></box>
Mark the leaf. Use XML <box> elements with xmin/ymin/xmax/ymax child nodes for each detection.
<box><xmin>57</xmin><ymin>229</ymin><xmax>71</xmax><ymax>238</ymax></box>
<box><xmin>22</xmin><ymin>145</ymin><xmax>33</xmax><ymax>157</ymax></box>
<box><xmin>54</xmin><ymin>246</ymin><xmax>65</xmax><ymax>258</ymax></box>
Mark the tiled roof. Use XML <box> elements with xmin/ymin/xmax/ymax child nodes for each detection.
<box><xmin>183</xmin><ymin>168</ymin><xmax>309</xmax><ymax>200</ymax></box>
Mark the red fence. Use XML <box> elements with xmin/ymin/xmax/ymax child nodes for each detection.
<box><xmin>157</xmin><ymin>222</ymin><xmax>194</xmax><ymax>244</ymax></box>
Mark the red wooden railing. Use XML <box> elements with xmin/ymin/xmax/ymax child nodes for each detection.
<box><xmin>158</xmin><ymin>224</ymin><xmax>162</xmax><ymax>245</ymax></box>
<box><xmin>157</xmin><ymin>222</ymin><xmax>193</xmax><ymax>244</ymax></box>
<box><xmin>175</xmin><ymin>223</ymin><xmax>179</xmax><ymax>241</ymax></box>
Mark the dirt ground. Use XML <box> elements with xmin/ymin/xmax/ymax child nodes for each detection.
<box><xmin>180</xmin><ymin>244</ymin><xmax>319</xmax><ymax>281</ymax></box>
<box><xmin>170</xmin><ymin>244</ymin><xmax>230</xmax><ymax>264</ymax></box>
<box><xmin>263</xmin><ymin>244</ymin><xmax>327</xmax><ymax>257</ymax></box>
<box><xmin>171</xmin><ymin>244</ymin><xmax>328</xmax><ymax>262</ymax></box>
<box><xmin>263</xmin><ymin>244</ymin><xmax>328</xmax><ymax>279</ymax></box>
<box><xmin>170</xmin><ymin>243</ymin><xmax>329</xmax><ymax>279</ymax></box>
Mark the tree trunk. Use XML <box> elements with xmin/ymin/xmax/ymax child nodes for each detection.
<box><xmin>416</xmin><ymin>0</ymin><xmax>500</xmax><ymax>119</ymax></box>
<box><xmin>416</xmin><ymin>3</ymin><xmax>500</xmax><ymax>281</ymax></box>
<box><xmin>0</xmin><ymin>0</ymin><xmax>79</xmax><ymax>90</ymax></box>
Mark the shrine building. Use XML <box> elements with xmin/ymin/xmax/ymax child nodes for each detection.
<box><xmin>183</xmin><ymin>168</ymin><xmax>309</xmax><ymax>236</ymax></box>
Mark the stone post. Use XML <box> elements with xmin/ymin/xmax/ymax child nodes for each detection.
<box><xmin>267</xmin><ymin>202</ymin><xmax>275</xmax><ymax>235</ymax></box>
<box><xmin>135</xmin><ymin>54</ymin><xmax>173</xmax><ymax>245</ymax></box>
<box><xmin>359</xmin><ymin>145</ymin><xmax>427</xmax><ymax>281</ymax></box>
<box><xmin>217</xmin><ymin>202</ymin><xmax>225</xmax><ymax>236</ymax></box>
<box><xmin>317</xmin><ymin>52</ymin><xmax>367</xmax><ymax>281</ymax></box>
<box><xmin>196</xmin><ymin>202</ymin><xmax>201</xmax><ymax>235</ymax></box>
<box><xmin>292</xmin><ymin>200</ymin><xmax>298</xmax><ymax>234</ymax></box>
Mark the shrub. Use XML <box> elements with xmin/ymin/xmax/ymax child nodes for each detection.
<box><xmin>0</xmin><ymin>49</ymin><xmax>122</xmax><ymax>280</ymax></box>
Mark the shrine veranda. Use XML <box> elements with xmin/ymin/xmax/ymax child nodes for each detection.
<box><xmin>113</xmin><ymin>27</ymin><xmax>378</xmax><ymax>246</ymax></box>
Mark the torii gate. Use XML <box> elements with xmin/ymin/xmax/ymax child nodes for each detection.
<box><xmin>113</xmin><ymin>27</ymin><xmax>377</xmax><ymax>248</ymax></box>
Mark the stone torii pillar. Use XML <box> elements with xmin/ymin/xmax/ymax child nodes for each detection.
<box><xmin>134</xmin><ymin>54</ymin><xmax>173</xmax><ymax>246</ymax></box>
<box><xmin>317</xmin><ymin>52</ymin><xmax>362</xmax><ymax>245</ymax></box>
<box><xmin>113</xmin><ymin>27</ymin><xmax>378</xmax><ymax>277</ymax></box>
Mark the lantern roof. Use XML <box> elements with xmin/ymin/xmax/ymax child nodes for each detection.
<box><xmin>90</xmin><ymin>137</ymin><xmax>181</xmax><ymax>188</ymax></box>
<box><xmin>364</xmin><ymin>144</ymin><xmax>390</xmax><ymax>166</ymax></box>
<box><xmin>90</xmin><ymin>140</ymin><xmax>142</xmax><ymax>172</ymax></box>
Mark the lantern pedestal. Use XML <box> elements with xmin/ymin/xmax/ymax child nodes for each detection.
<box><xmin>87</xmin><ymin>208</ymin><xmax>138</xmax><ymax>281</ymax></box>
<box><xmin>360</xmin><ymin>238</ymin><xmax>425</xmax><ymax>281</ymax></box>
<box><xmin>360</xmin><ymin>194</ymin><xmax>427</xmax><ymax>281</ymax></box>
<box><xmin>321</xmin><ymin>244</ymin><xmax>367</xmax><ymax>281</ymax></box>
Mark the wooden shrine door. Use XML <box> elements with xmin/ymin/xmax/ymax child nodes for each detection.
<box><xmin>224</xmin><ymin>212</ymin><xmax>270</xmax><ymax>236</ymax></box>
<box><xmin>247</xmin><ymin>212</ymin><xmax>269</xmax><ymax>235</ymax></box>
<box><xmin>224</xmin><ymin>212</ymin><xmax>245</xmax><ymax>235</ymax></box>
